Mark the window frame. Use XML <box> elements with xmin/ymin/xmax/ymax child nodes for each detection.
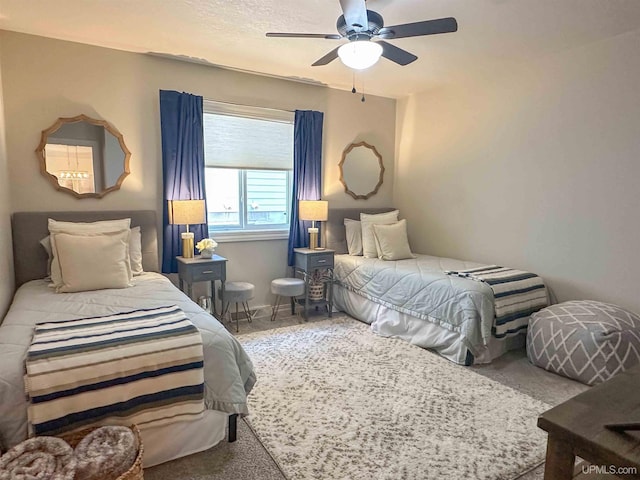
<box><xmin>205</xmin><ymin>167</ymin><xmax>292</xmax><ymax>241</ymax></box>
<box><xmin>202</xmin><ymin>100</ymin><xmax>294</xmax><ymax>243</ymax></box>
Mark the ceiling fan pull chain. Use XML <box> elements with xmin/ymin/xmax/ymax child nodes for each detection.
<box><xmin>361</xmin><ymin>77</ymin><xmax>366</xmax><ymax>102</ymax></box>
<box><xmin>352</xmin><ymin>71</ymin><xmax>356</xmax><ymax>94</ymax></box>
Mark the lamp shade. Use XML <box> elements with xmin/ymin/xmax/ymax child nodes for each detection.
<box><xmin>338</xmin><ymin>41</ymin><xmax>383</xmax><ymax>70</ymax></box>
<box><xmin>168</xmin><ymin>199</ymin><xmax>206</xmax><ymax>225</ymax></box>
<box><xmin>299</xmin><ymin>200</ymin><xmax>328</xmax><ymax>222</ymax></box>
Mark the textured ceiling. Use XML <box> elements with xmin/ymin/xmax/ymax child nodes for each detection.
<box><xmin>1</xmin><ymin>0</ymin><xmax>640</xmax><ymax>98</ymax></box>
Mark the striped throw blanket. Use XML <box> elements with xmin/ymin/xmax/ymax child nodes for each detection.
<box><xmin>25</xmin><ymin>305</ymin><xmax>206</xmax><ymax>436</ymax></box>
<box><xmin>446</xmin><ymin>266</ymin><xmax>548</xmax><ymax>338</ymax></box>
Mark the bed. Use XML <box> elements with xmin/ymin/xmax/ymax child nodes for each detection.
<box><xmin>0</xmin><ymin>210</ymin><xmax>256</xmax><ymax>467</ymax></box>
<box><xmin>326</xmin><ymin>208</ymin><xmax>546</xmax><ymax>365</ymax></box>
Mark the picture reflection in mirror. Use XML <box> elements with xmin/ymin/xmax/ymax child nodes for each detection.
<box><xmin>45</xmin><ymin>144</ymin><xmax>95</xmax><ymax>194</ymax></box>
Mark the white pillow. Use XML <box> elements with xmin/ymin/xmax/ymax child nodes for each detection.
<box><xmin>41</xmin><ymin>223</ymin><xmax>142</xmax><ymax>279</ymax></box>
<box><xmin>372</xmin><ymin>219</ymin><xmax>415</xmax><ymax>261</ymax></box>
<box><xmin>39</xmin><ymin>236</ymin><xmax>53</xmax><ymax>279</ymax></box>
<box><xmin>129</xmin><ymin>226</ymin><xmax>143</xmax><ymax>276</ymax></box>
<box><xmin>344</xmin><ymin>219</ymin><xmax>363</xmax><ymax>256</ymax></box>
<box><xmin>55</xmin><ymin>230</ymin><xmax>132</xmax><ymax>293</ymax></box>
<box><xmin>48</xmin><ymin>218</ymin><xmax>132</xmax><ymax>287</ymax></box>
<box><xmin>360</xmin><ymin>210</ymin><xmax>399</xmax><ymax>258</ymax></box>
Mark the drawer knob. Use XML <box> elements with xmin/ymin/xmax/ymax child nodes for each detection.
<box><xmin>202</xmin><ymin>270</ymin><xmax>214</xmax><ymax>274</ymax></box>
<box><xmin>317</xmin><ymin>259</ymin><xmax>326</xmax><ymax>264</ymax></box>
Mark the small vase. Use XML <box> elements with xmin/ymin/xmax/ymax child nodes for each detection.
<box><xmin>200</xmin><ymin>249</ymin><xmax>214</xmax><ymax>259</ymax></box>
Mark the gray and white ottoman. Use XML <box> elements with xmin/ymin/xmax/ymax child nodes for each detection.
<box><xmin>527</xmin><ymin>300</ymin><xmax>640</xmax><ymax>385</ymax></box>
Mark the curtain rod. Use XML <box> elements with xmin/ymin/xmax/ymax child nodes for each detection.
<box><xmin>204</xmin><ymin>98</ymin><xmax>294</xmax><ymax>114</ymax></box>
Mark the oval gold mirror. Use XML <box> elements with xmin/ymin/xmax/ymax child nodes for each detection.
<box><xmin>36</xmin><ymin>114</ymin><xmax>131</xmax><ymax>198</ymax></box>
<box><xmin>339</xmin><ymin>141</ymin><xmax>384</xmax><ymax>200</ymax></box>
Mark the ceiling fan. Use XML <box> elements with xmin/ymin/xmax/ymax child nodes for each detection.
<box><xmin>266</xmin><ymin>0</ymin><xmax>458</xmax><ymax>69</ymax></box>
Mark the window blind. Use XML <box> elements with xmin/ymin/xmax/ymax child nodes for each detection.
<box><xmin>203</xmin><ymin>100</ymin><xmax>294</xmax><ymax>171</ymax></box>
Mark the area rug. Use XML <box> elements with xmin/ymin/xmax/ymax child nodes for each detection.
<box><xmin>238</xmin><ymin>317</ymin><xmax>551</xmax><ymax>480</ymax></box>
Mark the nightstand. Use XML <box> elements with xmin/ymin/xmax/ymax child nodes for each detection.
<box><xmin>177</xmin><ymin>255</ymin><xmax>227</xmax><ymax>315</ymax></box>
<box><xmin>293</xmin><ymin>248</ymin><xmax>334</xmax><ymax>320</ymax></box>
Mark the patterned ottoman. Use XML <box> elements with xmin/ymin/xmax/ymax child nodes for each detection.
<box><xmin>526</xmin><ymin>300</ymin><xmax>640</xmax><ymax>385</ymax></box>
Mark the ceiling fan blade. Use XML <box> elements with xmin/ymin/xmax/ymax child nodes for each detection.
<box><xmin>312</xmin><ymin>46</ymin><xmax>341</xmax><ymax>66</ymax></box>
<box><xmin>378</xmin><ymin>17</ymin><xmax>458</xmax><ymax>39</ymax></box>
<box><xmin>266</xmin><ymin>33</ymin><xmax>343</xmax><ymax>39</ymax></box>
<box><xmin>377</xmin><ymin>41</ymin><xmax>417</xmax><ymax>66</ymax></box>
<box><xmin>339</xmin><ymin>0</ymin><xmax>369</xmax><ymax>32</ymax></box>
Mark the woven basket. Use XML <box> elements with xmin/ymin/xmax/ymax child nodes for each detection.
<box><xmin>308</xmin><ymin>282</ymin><xmax>325</xmax><ymax>301</ymax></box>
<box><xmin>60</xmin><ymin>424</ymin><xmax>144</xmax><ymax>480</ymax></box>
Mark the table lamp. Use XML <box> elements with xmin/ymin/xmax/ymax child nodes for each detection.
<box><xmin>168</xmin><ymin>199</ymin><xmax>206</xmax><ymax>258</ymax></box>
<box><xmin>299</xmin><ymin>200</ymin><xmax>328</xmax><ymax>250</ymax></box>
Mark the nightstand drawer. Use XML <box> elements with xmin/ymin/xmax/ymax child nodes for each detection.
<box><xmin>296</xmin><ymin>252</ymin><xmax>334</xmax><ymax>271</ymax></box>
<box><xmin>190</xmin><ymin>262</ymin><xmax>224</xmax><ymax>282</ymax></box>
<box><xmin>308</xmin><ymin>254</ymin><xmax>334</xmax><ymax>270</ymax></box>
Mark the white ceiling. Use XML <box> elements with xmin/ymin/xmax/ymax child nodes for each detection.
<box><xmin>1</xmin><ymin>0</ymin><xmax>640</xmax><ymax>98</ymax></box>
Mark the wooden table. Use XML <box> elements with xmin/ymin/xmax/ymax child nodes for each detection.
<box><xmin>537</xmin><ymin>366</ymin><xmax>640</xmax><ymax>479</ymax></box>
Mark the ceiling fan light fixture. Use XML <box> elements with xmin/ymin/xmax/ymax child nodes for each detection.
<box><xmin>338</xmin><ymin>40</ymin><xmax>382</xmax><ymax>70</ymax></box>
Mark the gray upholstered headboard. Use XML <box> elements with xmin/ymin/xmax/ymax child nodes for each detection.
<box><xmin>11</xmin><ymin>210</ymin><xmax>159</xmax><ymax>287</ymax></box>
<box><xmin>325</xmin><ymin>207</ymin><xmax>396</xmax><ymax>253</ymax></box>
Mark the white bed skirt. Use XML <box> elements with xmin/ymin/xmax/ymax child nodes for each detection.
<box><xmin>142</xmin><ymin>410</ymin><xmax>228</xmax><ymax>467</ymax></box>
<box><xmin>333</xmin><ymin>285</ymin><xmax>524</xmax><ymax>365</ymax></box>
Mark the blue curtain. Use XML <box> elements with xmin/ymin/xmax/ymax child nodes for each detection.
<box><xmin>160</xmin><ymin>90</ymin><xmax>208</xmax><ymax>273</ymax></box>
<box><xmin>287</xmin><ymin>110</ymin><xmax>324</xmax><ymax>266</ymax></box>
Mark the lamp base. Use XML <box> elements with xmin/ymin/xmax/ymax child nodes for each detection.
<box><xmin>308</xmin><ymin>227</ymin><xmax>319</xmax><ymax>250</ymax></box>
<box><xmin>181</xmin><ymin>232</ymin><xmax>195</xmax><ymax>258</ymax></box>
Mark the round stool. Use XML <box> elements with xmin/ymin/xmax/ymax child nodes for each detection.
<box><xmin>220</xmin><ymin>282</ymin><xmax>255</xmax><ymax>332</ymax></box>
<box><xmin>270</xmin><ymin>278</ymin><xmax>305</xmax><ymax>321</ymax></box>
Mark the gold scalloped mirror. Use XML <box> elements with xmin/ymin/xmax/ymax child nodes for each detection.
<box><xmin>339</xmin><ymin>141</ymin><xmax>385</xmax><ymax>200</ymax></box>
<box><xmin>36</xmin><ymin>115</ymin><xmax>131</xmax><ymax>199</ymax></box>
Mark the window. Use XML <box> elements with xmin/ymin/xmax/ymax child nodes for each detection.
<box><xmin>203</xmin><ymin>101</ymin><xmax>294</xmax><ymax>241</ymax></box>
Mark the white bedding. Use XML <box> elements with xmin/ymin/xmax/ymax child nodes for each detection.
<box><xmin>334</xmin><ymin>286</ymin><xmax>524</xmax><ymax>365</ymax></box>
<box><xmin>333</xmin><ymin>254</ymin><xmax>526</xmax><ymax>364</ymax></box>
<box><xmin>0</xmin><ymin>273</ymin><xmax>256</xmax><ymax>458</ymax></box>
<box><xmin>334</xmin><ymin>254</ymin><xmax>495</xmax><ymax>340</ymax></box>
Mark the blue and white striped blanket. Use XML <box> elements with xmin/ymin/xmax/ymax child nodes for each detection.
<box><xmin>445</xmin><ymin>265</ymin><xmax>549</xmax><ymax>338</ymax></box>
<box><xmin>25</xmin><ymin>305</ymin><xmax>206</xmax><ymax>436</ymax></box>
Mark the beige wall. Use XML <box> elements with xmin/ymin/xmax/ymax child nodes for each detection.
<box><xmin>396</xmin><ymin>29</ymin><xmax>640</xmax><ymax>313</ymax></box>
<box><xmin>0</xmin><ymin>41</ymin><xmax>14</xmax><ymax>317</ymax></box>
<box><xmin>0</xmin><ymin>31</ymin><xmax>395</xmax><ymax>307</ymax></box>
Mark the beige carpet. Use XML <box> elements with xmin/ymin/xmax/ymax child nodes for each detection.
<box><xmin>238</xmin><ymin>317</ymin><xmax>558</xmax><ymax>480</ymax></box>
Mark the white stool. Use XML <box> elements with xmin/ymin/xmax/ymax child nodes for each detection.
<box><xmin>220</xmin><ymin>282</ymin><xmax>254</xmax><ymax>332</ymax></box>
<box><xmin>270</xmin><ymin>278</ymin><xmax>305</xmax><ymax>321</ymax></box>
